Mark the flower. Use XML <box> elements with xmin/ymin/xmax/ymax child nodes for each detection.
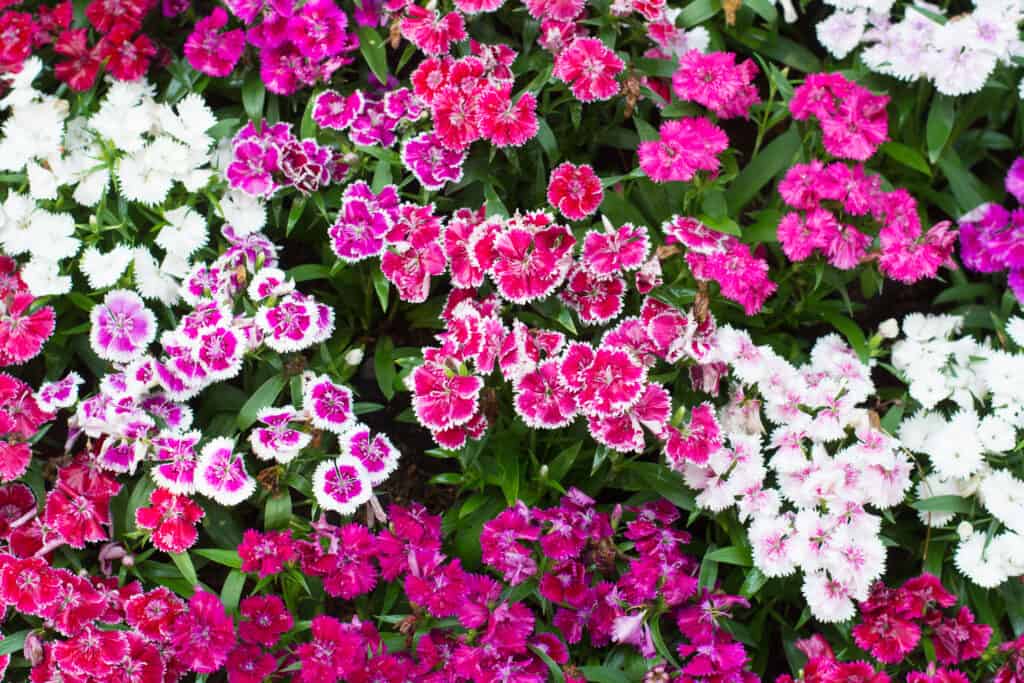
<box><xmin>553</xmin><ymin>38</ymin><xmax>624</xmax><ymax>102</ymax></box>
<box><xmin>303</xmin><ymin>374</ymin><xmax>355</xmax><ymax>434</ymax></box>
<box><xmin>638</xmin><ymin>118</ymin><xmax>728</xmax><ymax>183</ymax></box>
<box><xmin>313</xmin><ymin>89</ymin><xmax>365</xmax><ymax>130</ymax></box>
<box><xmin>238</xmin><ymin>530</ymin><xmax>298</xmax><ymax>578</ymax></box>
<box><xmin>672</xmin><ymin>50</ymin><xmax>760</xmax><ymax>118</ymax></box>
<box><xmin>239</xmin><ymin>594</ymin><xmax>294</xmax><ymax>646</ymax></box>
<box><xmin>89</xmin><ymin>290</ymin><xmax>157</xmax><ymax>364</ymax></box>
<box><xmin>134</xmin><ymin>488</ymin><xmax>204</xmax><ymax>553</ymax></box>
<box><xmin>312</xmin><ymin>455</ymin><xmax>373</xmax><ymax>515</ymax></box>
<box><xmin>170</xmin><ymin>590</ymin><xmax>237</xmax><ymax>673</ymax></box>
<box><xmin>547</xmin><ymin>162</ymin><xmax>604</xmax><ymax>221</ymax></box>
<box><xmin>194</xmin><ymin>437</ymin><xmax>256</xmax><ymax>506</ymax></box>
<box><xmin>185</xmin><ymin>7</ymin><xmax>245</xmax><ymax>77</ymax></box>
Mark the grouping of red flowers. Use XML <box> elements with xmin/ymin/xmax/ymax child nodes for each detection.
<box><xmin>775</xmin><ymin>574</ymin><xmax>992</xmax><ymax>683</ymax></box>
<box><xmin>3</xmin><ymin>0</ymin><xmax>162</xmax><ymax>90</ymax></box>
<box><xmin>790</xmin><ymin>72</ymin><xmax>889</xmax><ymax>162</ymax></box>
<box><xmin>0</xmin><ymin>374</ymin><xmax>52</xmax><ymax>483</ymax></box>
<box><xmin>481</xmin><ymin>492</ymin><xmax>758</xmax><ymax>682</ymax></box>
<box><xmin>778</xmin><ymin>159</ymin><xmax>957</xmax><ymax>284</ymax></box>
<box><xmin>0</xmin><ymin>255</ymin><xmax>55</xmax><ymax>368</ymax></box>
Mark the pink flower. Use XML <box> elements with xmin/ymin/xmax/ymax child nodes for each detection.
<box><xmin>256</xmin><ymin>293</ymin><xmax>320</xmax><ymax>352</ymax></box>
<box><xmin>791</xmin><ymin>73</ymin><xmax>889</xmax><ymax>161</ymax></box>
<box><xmin>489</xmin><ymin>218</ymin><xmax>576</xmax><ymax>304</ymax></box>
<box><xmin>125</xmin><ymin>586</ymin><xmax>186</xmax><ymax>641</ymax></box>
<box><xmin>582</xmin><ymin>222</ymin><xmax>650</xmax><ymax>276</ymax></box>
<box><xmin>455</xmin><ymin>0</ymin><xmax>505</xmax><ymax>14</ymax></box>
<box><xmin>852</xmin><ymin>610</ymin><xmax>922</xmax><ymax>664</ymax></box>
<box><xmin>135</xmin><ymin>488</ymin><xmax>204</xmax><ymax>554</ymax></box>
<box><xmin>287</xmin><ymin>0</ymin><xmax>350</xmax><ymax>60</ymax></box>
<box><xmin>170</xmin><ymin>590</ymin><xmax>237</xmax><ymax>674</ymax></box>
<box><xmin>525</xmin><ymin>0</ymin><xmax>585</xmax><ymax>22</ymax></box>
<box><xmin>52</xmin><ymin>624</ymin><xmax>128</xmax><ymax>678</ymax></box>
<box><xmin>303</xmin><ymin>374</ymin><xmax>355</xmax><ymax>434</ymax></box>
<box><xmin>638</xmin><ymin>117</ymin><xmax>728</xmax><ymax>183</ymax></box>
<box><xmin>239</xmin><ymin>529</ymin><xmax>298</xmax><ymax>578</ymax></box>
<box><xmin>553</xmin><ymin>37</ymin><xmax>624</xmax><ymax>102</ymax></box>
<box><xmin>296</xmin><ymin>616</ymin><xmax>364</xmax><ymax>682</ymax></box>
<box><xmin>35</xmin><ymin>372</ymin><xmax>81</xmax><ymax>412</ymax></box>
<box><xmin>933</xmin><ymin>607</ymin><xmax>992</xmax><ymax>664</ymax></box>
<box><xmin>432</xmin><ymin>85</ymin><xmax>482</xmax><ymax>151</ymax></box>
<box><xmin>570</xmin><ymin>345</ymin><xmax>647</xmax><ymax>417</ymax></box>
<box><xmin>0</xmin><ymin>288</ymin><xmax>55</xmax><ymax>366</ymax></box>
<box><xmin>313</xmin><ymin>455</ymin><xmax>373</xmax><ymax>515</ymax></box>
<box><xmin>329</xmin><ymin>197</ymin><xmax>392</xmax><ymax>262</ymax></box>
<box><xmin>547</xmin><ymin>162</ymin><xmax>604</xmax><ymax>221</ymax></box>
<box><xmin>350</xmin><ymin>99</ymin><xmax>401</xmax><ymax>147</ymax></box>
<box><xmin>225</xmin><ymin>643</ymin><xmax>278</xmax><ymax>683</ymax></box>
<box><xmin>89</xmin><ymin>290</ymin><xmax>157</xmax><ymax>364</ymax></box>
<box><xmin>195</xmin><ymin>437</ymin><xmax>255</xmax><ymax>506</ymax></box>
<box><xmin>380</xmin><ymin>207</ymin><xmax>447</xmax><ymax>302</ymax></box>
<box><xmin>821</xmin><ymin>223</ymin><xmax>871</xmax><ymax>269</ymax></box>
<box><xmin>400</xmin><ymin>6</ymin><xmax>466</xmax><ymax>56</ymax></box>
<box><xmin>663</xmin><ymin>402</ymin><xmax>722</xmax><ymax>467</ymax></box>
<box><xmin>340</xmin><ymin>425</ymin><xmax>401</xmax><ymax>485</ymax></box>
<box><xmin>313</xmin><ymin>89</ymin><xmax>365</xmax><ymax>130</ymax></box>
<box><xmin>401</xmin><ymin>131</ymin><xmax>468</xmax><ymax>191</ymax></box>
<box><xmin>559</xmin><ymin>266</ymin><xmax>626</xmax><ymax>325</ymax></box>
<box><xmin>477</xmin><ymin>87</ymin><xmax>539</xmax><ymax>148</ymax></box>
<box><xmin>151</xmin><ymin>432</ymin><xmax>200</xmax><ymax>495</ymax></box>
<box><xmin>672</xmin><ymin>50</ymin><xmax>760</xmax><ymax>118</ymax></box>
<box><xmin>513</xmin><ymin>358</ymin><xmax>578</xmax><ymax>429</ymax></box>
<box><xmin>444</xmin><ymin>208</ymin><xmax>495</xmax><ymax>288</ymax></box>
<box><xmin>410</xmin><ymin>356</ymin><xmax>484</xmax><ymax>431</ymax></box>
<box><xmin>249</xmin><ymin>406</ymin><xmax>311</xmax><ymax>463</ymax></box>
<box><xmin>0</xmin><ymin>556</ymin><xmax>61</xmax><ymax>615</ymax></box>
<box><xmin>239</xmin><ymin>594</ymin><xmax>293</xmax><ymax>646</ymax></box>
<box><xmin>184</xmin><ymin>7</ymin><xmax>245</xmax><ymax>77</ymax></box>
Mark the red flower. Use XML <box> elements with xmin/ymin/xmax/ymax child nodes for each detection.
<box><xmin>96</xmin><ymin>25</ymin><xmax>156</xmax><ymax>82</ymax></box>
<box><xmin>135</xmin><ymin>488</ymin><xmax>204</xmax><ymax>554</ymax></box>
<box><xmin>400</xmin><ymin>6</ymin><xmax>466</xmax><ymax>56</ymax></box>
<box><xmin>125</xmin><ymin>586</ymin><xmax>186</xmax><ymax>641</ymax></box>
<box><xmin>238</xmin><ymin>529</ymin><xmax>297</xmax><ymax>577</ymax></box>
<box><xmin>85</xmin><ymin>0</ymin><xmax>148</xmax><ymax>32</ymax></box>
<box><xmin>547</xmin><ymin>162</ymin><xmax>604</xmax><ymax>221</ymax></box>
<box><xmin>0</xmin><ymin>12</ymin><xmax>36</xmax><ymax>72</ymax></box>
<box><xmin>239</xmin><ymin>594</ymin><xmax>293</xmax><ymax>646</ymax></box>
<box><xmin>476</xmin><ymin>87</ymin><xmax>538</xmax><ymax>148</ymax></box>
<box><xmin>170</xmin><ymin>590</ymin><xmax>237</xmax><ymax>674</ymax></box>
<box><xmin>553</xmin><ymin>37</ymin><xmax>623</xmax><ymax>103</ymax></box>
<box><xmin>54</xmin><ymin>28</ymin><xmax>103</xmax><ymax>91</ymax></box>
<box><xmin>0</xmin><ymin>556</ymin><xmax>61</xmax><ymax>615</ymax></box>
<box><xmin>225</xmin><ymin>643</ymin><xmax>278</xmax><ymax>683</ymax></box>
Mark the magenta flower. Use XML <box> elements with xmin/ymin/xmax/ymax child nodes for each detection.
<box><xmin>239</xmin><ymin>594</ymin><xmax>294</xmax><ymax>646</ymax></box>
<box><xmin>89</xmin><ymin>290</ymin><xmax>157</xmax><ymax>364</ymax></box>
<box><xmin>513</xmin><ymin>358</ymin><xmax>578</xmax><ymax>429</ymax></box>
<box><xmin>399</xmin><ymin>6</ymin><xmax>466</xmax><ymax>56</ymax></box>
<box><xmin>249</xmin><ymin>406</ymin><xmax>311</xmax><ymax>463</ymax></box>
<box><xmin>638</xmin><ymin>117</ymin><xmax>728</xmax><ymax>183</ymax></box>
<box><xmin>553</xmin><ymin>37</ymin><xmax>624</xmax><ymax>102</ymax></box>
<box><xmin>255</xmin><ymin>293</ymin><xmax>319</xmax><ymax>352</ymax></box>
<box><xmin>184</xmin><ymin>8</ymin><xmax>245</xmax><ymax>77</ymax></box>
<box><xmin>582</xmin><ymin>221</ymin><xmax>650</xmax><ymax>276</ymax></box>
<box><xmin>488</xmin><ymin>219</ymin><xmax>576</xmax><ymax>304</ymax></box>
<box><xmin>303</xmin><ymin>374</ymin><xmax>355</xmax><ymax>434</ymax></box>
<box><xmin>329</xmin><ymin>197</ymin><xmax>391</xmax><ymax>262</ymax></box>
<box><xmin>286</xmin><ymin>0</ymin><xmax>349</xmax><ymax>61</ymax></box>
<box><xmin>410</xmin><ymin>356</ymin><xmax>483</xmax><ymax>431</ymax></box>
<box><xmin>313</xmin><ymin>89</ymin><xmax>365</xmax><ymax>130</ymax></box>
<box><xmin>238</xmin><ymin>530</ymin><xmax>298</xmax><ymax>578</ymax></box>
<box><xmin>672</xmin><ymin>50</ymin><xmax>761</xmax><ymax>119</ymax></box>
<box><xmin>341</xmin><ymin>425</ymin><xmax>401</xmax><ymax>485</ymax></box>
<box><xmin>476</xmin><ymin>87</ymin><xmax>538</xmax><ymax>147</ymax></box>
<box><xmin>401</xmin><ymin>131</ymin><xmax>467</xmax><ymax>191</ymax></box>
<box><xmin>194</xmin><ymin>437</ymin><xmax>255</xmax><ymax>506</ymax></box>
<box><xmin>170</xmin><ymin>590</ymin><xmax>236</xmax><ymax>674</ymax></box>
<box><xmin>559</xmin><ymin>266</ymin><xmax>626</xmax><ymax>325</ymax></box>
<box><xmin>547</xmin><ymin>162</ymin><xmax>604</xmax><ymax>221</ymax></box>
<box><xmin>151</xmin><ymin>432</ymin><xmax>199</xmax><ymax>495</ymax></box>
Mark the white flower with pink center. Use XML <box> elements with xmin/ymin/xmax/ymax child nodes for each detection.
<box><xmin>340</xmin><ymin>425</ymin><xmax>401</xmax><ymax>486</ymax></box>
<box><xmin>302</xmin><ymin>374</ymin><xmax>355</xmax><ymax>434</ymax></box>
<box><xmin>312</xmin><ymin>455</ymin><xmax>372</xmax><ymax>515</ymax></box>
<box><xmin>89</xmin><ymin>289</ymin><xmax>157</xmax><ymax>363</ymax></box>
<box><xmin>151</xmin><ymin>431</ymin><xmax>200</xmax><ymax>495</ymax></box>
<box><xmin>249</xmin><ymin>406</ymin><xmax>311</xmax><ymax>463</ymax></box>
<box><xmin>247</xmin><ymin>267</ymin><xmax>294</xmax><ymax>301</ymax></box>
<box><xmin>255</xmin><ymin>294</ymin><xmax>318</xmax><ymax>353</ymax></box>
<box><xmin>35</xmin><ymin>372</ymin><xmax>83</xmax><ymax>412</ymax></box>
<box><xmin>195</xmin><ymin>437</ymin><xmax>255</xmax><ymax>506</ymax></box>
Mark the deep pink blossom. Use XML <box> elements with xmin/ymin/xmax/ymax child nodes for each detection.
<box><xmin>185</xmin><ymin>7</ymin><xmax>245</xmax><ymax>77</ymax></box>
<box><xmin>547</xmin><ymin>162</ymin><xmax>604</xmax><ymax>221</ymax></box>
<box><xmin>553</xmin><ymin>37</ymin><xmax>624</xmax><ymax>102</ymax></box>
<box><xmin>672</xmin><ymin>50</ymin><xmax>760</xmax><ymax>118</ymax></box>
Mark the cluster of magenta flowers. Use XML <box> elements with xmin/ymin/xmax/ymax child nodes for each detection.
<box><xmin>226</xmin><ymin>120</ymin><xmax>347</xmax><ymax>197</ymax></box>
<box><xmin>959</xmin><ymin>157</ymin><xmax>1024</xmax><ymax>301</ymax></box>
<box><xmin>776</xmin><ymin>574</ymin><xmax>993</xmax><ymax>683</ymax></box>
<box><xmin>778</xmin><ymin>73</ymin><xmax>957</xmax><ymax>285</ymax></box>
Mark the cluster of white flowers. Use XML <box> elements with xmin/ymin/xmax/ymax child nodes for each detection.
<box><xmin>816</xmin><ymin>0</ymin><xmax>1023</xmax><ymax>97</ymax></box>
<box><xmin>894</xmin><ymin>313</ymin><xmax>1024</xmax><ymax>589</ymax></box>
<box><xmin>0</xmin><ymin>60</ymin><xmax>231</xmax><ymax>301</ymax></box>
<box><xmin>683</xmin><ymin>327</ymin><xmax>913</xmax><ymax>622</ymax></box>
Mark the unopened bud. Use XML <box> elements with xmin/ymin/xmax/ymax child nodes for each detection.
<box><xmin>23</xmin><ymin>632</ymin><xmax>44</xmax><ymax>666</ymax></box>
<box><xmin>957</xmin><ymin>521</ymin><xmax>974</xmax><ymax>541</ymax></box>
<box><xmin>879</xmin><ymin>318</ymin><xmax>899</xmax><ymax>339</ymax></box>
<box><xmin>344</xmin><ymin>347</ymin><xmax>364</xmax><ymax>366</ymax></box>
<box><xmin>538</xmin><ymin>464</ymin><xmax>549</xmax><ymax>479</ymax></box>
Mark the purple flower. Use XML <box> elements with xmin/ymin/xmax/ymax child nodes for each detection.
<box><xmin>286</xmin><ymin>0</ymin><xmax>349</xmax><ymax>61</ymax></box>
<box><xmin>401</xmin><ymin>132</ymin><xmax>467</xmax><ymax>191</ymax></box>
<box><xmin>89</xmin><ymin>290</ymin><xmax>157</xmax><ymax>364</ymax></box>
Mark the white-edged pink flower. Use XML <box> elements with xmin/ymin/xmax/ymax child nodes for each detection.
<box><xmin>341</xmin><ymin>425</ymin><xmax>401</xmax><ymax>485</ymax></box>
<box><xmin>312</xmin><ymin>455</ymin><xmax>372</xmax><ymax>515</ymax></box>
<box><xmin>194</xmin><ymin>325</ymin><xmax>244</xmax><ymax>381</ymax></box>
<box><xmin>98</xmin><ymin>438</ymin><xmax>147</xmax><ymax>474</ymax></box>
<box><xmin>559</xmin><ymin>266</ymin><xmax>626</xmax><ymax>325</ymax></box>
<box><xmin>513</xmin><ymin>358</ymin><xmax>578</xmax><ymax>429</ymax></box>
<box><xmin>247</xmin><ymin>267</ymin><xmax>294</xmax><ymax>301</ymax></box>
<box><xmin>582</xmin><ymin>221</ymin><xmax>650</xmax><ymax>276</ymax></box>
<box><xmin>443</xmin><ymin>208</ymin><xmax>496</xmax><ymax>289</ymax></box>
<box><xmin>302</xmin><ymin>374</ymin><xmax>355</xmax><ymax>434</ymax></box>
<box><xmin>574</xmin><ymin>346</ymin><xmax>647</xmax><ymax>417</ymax></box>
<box><xmin>151</xmin><ymin>431</ymin><xmax>201</xmax><ymax>495</ymax></box>
<box><xmin>249</xmin><ymin>406</ymin><xmax>311</xmax><ymax>463</ymax></box>
<box><xmin>35</xmin><ymin>372</ymin><xmax>83</xmax><ymax>412</ymax></box>
<box><xmin>409</xmin><ymin>354</ymin><xmax>484</xmax><ymax>431</ymax></box>
<box><xmin>313</xmin><ymin>89</ymin><xmax>365</xmax><ymax>130</ymax></box>
<box><xmin>401</xmin><ymin>132</ymin><xmax>467</xmax><ymax>191</ymax></box>
<box><xmin>256</xmin><ymin>294</ymin><xmax>318</xmax><ymax>353</ymax></box>
<box><xmin>195</xmin><ymin>437</ymin><xmax>256</xmax><ymax>506</ymax></box>
<box><xmin>342</xmin><ymin>181</ymin><xmax>401</xmax><ymax>223</ymax></box>
<box><xmin>488</xmin><ymin>219</ymin><xmax>576</xmax><ymax>304</ymax></box>
<box><xmin>89</xmin><ymin>290</ymin><xmax>157</xmax><ymax>363</ymax></box>
<box><xmin>329</xmin><ymin>198</ymin><xmax>391</xmax><ymax>263</ymax></box>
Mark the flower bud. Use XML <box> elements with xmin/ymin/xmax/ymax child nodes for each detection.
<box><xmin>344</xmin><ymin>347</ymin><xmax>364</xmax><ymax>367</ymax></box>
<box><xmin>957</xmin><ymin>520</ymin><xmax>974</xmax><ymax>541</ymax></box>
<box><xmin>879</xmin><ymin>318</ymin><xmax>899</xmax><ymax>339</ymax></box>
<box><xmin>23</xmin><ymin>632</ymin><xmax>44</xmax><ymax>666</ymax></box>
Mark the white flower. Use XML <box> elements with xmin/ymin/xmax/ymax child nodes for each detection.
<box><xmin>980</xmin><ymin>470</ymin><xmax>1024</xmax><ymax>535</ymax></box>
<box><xmin>117</xmin><ymin>148</ymin><xmax>174</xmax><ymax>205</ymax></box>
<box><xmin>1007</xmin><ymin>317</ymin><xmax>1024</xmax><ymax>347</ymax></box>
<box><xmin>344</xmin><ymin>347</ymin><xmax>365</xmax><ymax>367</ymax></box>
<box><xmin>955</xmin><ymin>530</ymin><xmax>1009</xmax><ymax>588</ymax></box>
<box><xmin>220</xmin><ymin>190</ymin><xmax>267</xmax><ymax>235</ymax></box>
<box><xmin>957</xmin><ymin>521</ymin><xmax>974</xmax><ymax>541</ymax></box>
<box><xmin>979</xmin><ymin>415</ymin><xmax>1016</xmax><ymax>453</ymax></box>
<box><xmin>80</xmin><ymin>245</ymin><xmax>134</xmax><ymax>289</ymax></box>
<box><xmin>21</xmin><ymin>258</ymin><xmax>71</xmax><ymax>296</ymax></box>
<box><xmin>929</xmin><ymin>45</ymin><xmax>997</xmax><ymax>96</ymax></box>
<box><xmin>818</xmin><ymin>9</ymin><xmax>867</xmax><ymax>58</ymax></box>
<box><xmin>0</xmin><ymin>98</ymin><xmax>67</xmax><ymax>171</ymax></box>
<box><xmin>928</xmin><ymin>410</ymin><xmax>984</xmax><ymax>479</ymax></box>
<box><xmin>878</xmin><ymin>318</ymin><xmax>899</xmax><ymax>339</ymax></box>
<box><xmin>0</xmin><ymin>193</ymin><xmax>38</xmax><ymax>255</ymax></box>
<box><xmin>801</xmin><ymin>571</ymin><xmax>856</xmax><ymax>623</ymax></box>
<box><xmin>157</xmin><ymin>206</ymin><xmax>208</xmax><ymax>258</ymax></box>
<box><xmin>27</xmin><ymin>161</ymin><xmax>59</xmax><ymax>200</ymax></box>
<box><xmin>133</xmin><ymin>249</ymin><xmax>181</xmax><ymax>305</ymax></box>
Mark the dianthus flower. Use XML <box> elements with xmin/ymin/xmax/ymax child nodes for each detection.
<box><xmin>672</xmin><ymin>50</ymin><xmax>761</xmax><ymax>118</ymax></box>
<box><xmin>790</xmin><ymin>72</ymin><xmax>889</xmax><ymax>161</ymax></box>
<box><xmin>185</xmin><ymin>7</ymin><xmax>245</xmax><ymax>77</ymax></box>
<box><xmin>547</xmin><ymin>162</ymin><xmax>604</xmax><ymax>221</ymax></box>
<box><xmin>134</xmin><ymin>487</ymin><xmax>205</xmax><ymax>553</ymax></box>
<box><xmin>553</xmin><ymin>37</ymin><xmax>624</xmax><ymax>102</ymax></box>
<box><xmin>170</xmin><ymin>590</ymin><xmax>236</xmax><ymax>673</ymax></box>
<box><xmin>89</xmin><ymin>289</ymin><xmax>157</xmax><ymax>364</ymax></box>
<box><xmin>638</xmin><ymin>117</ymin><xmax>728</xmax><ymax>183</ymax></box>
<box><xmin>238</xmin><ymin>529</ymin><xmax>298</xmax><ymax>577</ymax></box>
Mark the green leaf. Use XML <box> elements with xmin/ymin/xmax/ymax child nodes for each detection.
<box><xmin>937</xmin><ymin>149</ymin><xmax>989</xmax><ymax>215</ymax></box>
<box><xmin>536</xmin><ymin>118</ymin><xmax>559</xmax><ymax>163</ymax></box>
<box><xmin>170</xmin><ymin>552</ymin><xmax>198</xmax><ymax>586</ymax></box>
<box><xmin>740</xmin><ymin>567</ymin><xmax>768</xmax><ymax>597</ymax></box>
<box><xmin>220</xmin><ymin>569</ymin><xmax>246</xmax><ymax>613</ymax></box>
<box><xmin>705</xmin><ymin>545</ymin><xmax>753</xmax><ymax>566</ymax></box>
<box><xmin>528</xmin><ymin>646</ymin><xmax>566</xmax><ymax>683</ymax></box>
<box><xmin>265</xmin><ymin>491</ymin><xmax>292</xmax><ymax>530</ymax></box>
<box><xmin>372</xmin><ymin>158</ymin><xmax>393</xmax><ymax>193</ymax></box>
<box><xmin>726</xmin><ymin>126</ymin><xmax>801</xmax><ymax>214</ymax></box>
<box><xmin>238</xmin><ymin>374</ymin><xmax>286</xmax><ymax>430</ymax></box>
<box><xmin>485</xmin><ymin>184</ymin><xmax>509</xmax><ymax>218</ymax></box>
<box><xmin>242</xmin><ymin>70</ymin><xmax>265</xmax><ymax>121</ymax></box>
<box><xmin>680</xmin><ymin>0</ymin><xmax>719</xmax><ymax>26</ymax></box>
<box><xmin>547</xmin><ymin>442</ymin><xmax>581</xmax><ymax>481</ymax></box>
<box><xmin>925</xmin><ymin>94</ymin><xmax>955</xmax><ymax>164</ymax></box>
<box><xmin>911</xmin><ymin>495</ymin><xmax>973</xmax><ymax>513</ymax></box>
<box><xmin>357</xmin><ymin>27</ymin><xmax>389</xmax><ymax>85</ymax></box>
<box><xmin>288</xmin><ymin>264</ymin><xmax>331</xmax><ymax>282</ymax></box>
<box><xmin>0</xmin><ymin>630</ymin><xmax>27</xmax><ymax>656</ymax></box>
<box><xmin>374</xmin><ymin>336</ymin><xmax>396</xmax><ymax>400</ymax></box>
<box><xmin>580</xmin><ymin>666</ymin><xmax>632</xmax><ymax>683</ymax></box>
<box><xmin>192</xmin><ymin>548</ymin><xmax>243</xmax><ymax>569</ymax></box>
<box><xmin>880</xmin><ymin>141</ymin><xmax>931</xmax><ymax>176</ymax></box>
<box><xmin>634</xmin><ymin>56</ymin><xmax>678</xmax><ymax>78</ymax></box>
<box><xmin>821</xmin><ymin>313</ymin><xmax>869</xmax><ymax>364</ymax></box>
<box><xmin>699</xmin><ymin>214</ymin><xmax>741</xmax><ymax>236</ymax></box>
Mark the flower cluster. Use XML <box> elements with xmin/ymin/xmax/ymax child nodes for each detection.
<box><xmin>959</xmin><ymin>157</ymin><xmax>1024</xmax><ymax>301</ymax></box>
<box><xmin>0</xmin><ymin>69</ymin><xmax>220</xmax><ymax>300</ymax></box>
<box><xmin>893</xmin><ymin>313</ymin><xmax>1024</xmax><ymax>588</ymax></box>
<box><xmin>816</xmin><ymin>0</ymin><xmax>1021</xmax><ymax>97</ymax></box>
<box><xmin>680</xmin><ymin>327</ymin><xmax>913</xmax><ymax>621</ymax></box>
<box><xmin>671</xmin><ymin>50</ymin><xmax>760</xmax><ymax>119</ymax></box>
<box><xmin>790</xmin><ymin>73</ymin><xmax>888</xmax><ymax>162</ymax></box>
<box><xmin>0</xmin><ymin>256</ymin><xmax>54</xmax><ymax>365</ymax></box>
<box><xmin>777</xmin><ymin>160</ymin><xmax>956</xmax><ymax>284</ymax></box>
<box><xmin>663</xmin><ymin>216</ymin><xmax>776</xmax><ymax>314</ymax></box>
<box><xmin>777</xmin><ymin>574</ymin><xmax>991</xmax><ymax>683</ymax></box>
<box><xmin>638</xmin><ymin>116</ymin><xmax>728</xmax><ymax>183</ymax></box>
<box><xmin>227</xmin><ymin>119</ymin><xmax>344</xmax><ymax>198</ymax></box>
